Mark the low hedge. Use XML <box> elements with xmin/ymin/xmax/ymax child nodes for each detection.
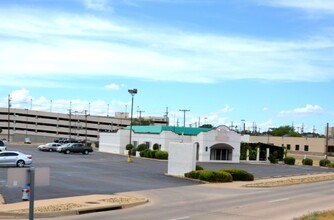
<box><xmin>155</xmin><ymin>151</ymin><xmax>168</xmax><ymax>160</ymax></box>
<box><xmin>284</xmin><ymin>156</ymin><xmax>296</xmax><ymax>165</ymax></box>
<box><xmin>185</xmin><ymin>170</ymin><xmax>233</xmax><ymax>183</ymax></box>
<box><xmin>185</xmin><ymin>170</ymin><xmax>202</xmax><ymax>179</ymax></box>
<box><xmin>302</xmin><ymin>158</ymin><xmax>313</xmax><ymax>166</ymax></box>
<box><xmin>198</xmin><ymin>170</ymin><xmax>232</xmax><ymax>183</ymax></box>
<box><xmin>222</xmin><ymin>168</ymin><xmax>254</xmax><ymax>181</ymax></box>
<box><xmin>319</xmin><ymin>159</ymin><xmax>331</xmax><ymax>167</ymax></box>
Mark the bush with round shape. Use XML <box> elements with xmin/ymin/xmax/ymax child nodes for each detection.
<box><xmin>130</xmin><ymin>147</ymin><xmax>137</xmax><ymax>156</ymax></box>
<box><xmin>126</xmin><ymin>144</ymin><xmax>134</xmax><ymax>151</ymax></box>
<box><xmin>222</xmin><ymin>168</ymin><xmax>254</xmax><ymax>181</ymax></box>
<box><xmin>136</xmin><ymin>143</ymin><xmax>148</xmax><ymax>152</ymax></box>
<box><xmin>328</xmin><ymin>162</ymin><xmax>334</xmax><ymax>168</ymax></box>
<box><xmin>283</xmin><ymin>156</ymin><xmax>296</xmax><ymax>165</ymax></box>
<box><xmin>198</xmin><ymin>170</ymin><xmax>232</xmax><ymax>183</ymax></box>
<box><xmin>153</xmin><ymin>143</ymin><xmax>160</xmax><ymax>151</ymax></box>
<box><xmin>319</xmin><ymin>159</ymin><xmax>331</xmax><ymax>167</ymax></box>
<box><xmin>214</xmin><ymin>171</ymin><xmax>233</xmax><ymax>182</ymax></box>
<box><xmin>155</xmin><ymin>151</ymin><xmax>168</xmax><ymax>160</ymax></box>
<box><xmin>302</xmin><ymin>158</ymin><xmax>313</xmax><ymax>166</ymax></box>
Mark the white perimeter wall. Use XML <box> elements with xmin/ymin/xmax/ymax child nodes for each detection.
<box><xmin>167</xmin><ymin>142</ymin><xmax>196</xmax><ymax>176</ymax></box>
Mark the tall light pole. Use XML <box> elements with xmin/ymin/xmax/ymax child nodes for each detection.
<box><xmin>179</xmin><ymin>109</ymin><xmax>190</xmax><ymax>127</ymax></box>
<box><xmin>128</xmin><ymin>89</ymin><xmax>137</xmax><ymax>149</ymax></box>
<box><xmin>7</xmin><ymin>95</ymin><xmax>11</xmax><ymax>142</ymax></box>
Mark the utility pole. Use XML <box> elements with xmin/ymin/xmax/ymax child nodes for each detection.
<box><xmin>138</xmin><ymin>110</ymin><xmax>145</xmax><ymax>118</ymax></box>
<box><xmin>164</xmin><ymin>107</ymin><xmax>169</xmax><ymax>126</ymax></box>
<box><xmin>179</xmin><ymin>109</ymin><xmax>190</xmax><ymax>127</ymax></box>
<box><xmin>326</xmin><ymin>123</ymin><xmax>329</xmax><ymax>157</ymax></box>
<box><xmin>7</xmin><ymin>95</ymin><xmax>11</xmax><ymax>142</ymax></box>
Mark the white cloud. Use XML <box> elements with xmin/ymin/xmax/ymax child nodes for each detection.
<box><xmin>2</xmin><ymin>89</ymin><xmax>128</xmax><ymax>116</ymax></box>
<box><xmin>83</xmin><ymin>0</ymin><xmax>113</xmax><ymax>11</ymax></box>
<box><xmin>105</xmin><ymin>83</ymin><xmax>121</xmax><ymax>90</ymax></box>
<box><xmin>278</xmin><ymin>104</ymin><xmax>324</xmax><ymax>117</ymax></box>
<box><xmin>0</xmin><ymin>6</ymin><xmax>334</xmax><ymax>88</ymax></box>
<box><xmin>256</xmin><ymin>0</ymin><xmax>334</xmax><ymax>14</ymax></box>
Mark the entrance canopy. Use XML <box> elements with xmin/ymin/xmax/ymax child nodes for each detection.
<box><xmin>210</xmin><ymin>143</ymin><xmax>234</xmax><ymax>150</ymax></box>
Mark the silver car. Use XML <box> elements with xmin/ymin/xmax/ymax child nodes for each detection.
<box><xmin>37</xmin><ymin>142</ymin><xmax>62</xmax><ymax>152</ymax></box>
<box><xmin>0</xmin><ymin>151</ymin><xmax>32</xmax><ymax>167</ymax></box>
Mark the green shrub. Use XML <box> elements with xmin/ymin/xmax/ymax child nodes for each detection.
<box><xmin>198</xmin><ymin>170</ymin><xmax>216</xmax><ymax>182</ymax></box>
<box><xmin>153</xmin><ymin>143</ymin><xmax>160</xmax><ymax>151</ymax></box>
<box><xmin>214</xmin><ymin>171</ymin><xmax>233</xmax><ymax>182</ymax></box>
<box><xmin>155</xmin><ymin>151</ymin><xmax>168</xmax><ymax>160</ymax></box>
<box><xmin>130</xmin><ymin>147</ymin><xmax>137</xmax><ymax>156</ymax></box>
<box><xmin>328</xmin><ymin>162</ymin><xmax>334</xmax><ymax>168</ymax></box>
<box><xmin>196</xmin><ymin>165</ymin><xmax>204</xmax><ymax>170</ymax></box>
<box><xmin>222</xmin><ymin>168</ymin><xmax>254</xmax><ymax>181</ymax></box>
<box><xmin>185</xmin><ymin>170</ymin><xmax>202</xmax><ymax>179</ymax></box>
<box><xmin>268</xmin><ymin>151</ymin><xmax>279</xmax><ymax>164</ymax></box>
<box><xmin>149</xmin><ymin>150</ymin><xmax>157</xmax><ymax>158</ymax></box>
<box><xmin>137</xmin><ymin>143</ymin><xmax>148</xmax><ymax>152</ymax></box>
<box><xmin>198</xmin><ymin>170</ymin><xmax>232</xmax><ymax>182</ymax></box>
<box><xmin>283</xmin><ymin>156</ymin><xmax>296</xmax><ymax>165</ymax></box>
<box><xmin>86</xmin><ymin>142</ymin><xmax>92</xmax><ymax>147</ymax></box>
<box><xmin>126</xmin><ymin>144</ymin><xmax>134</xmax><ymax>151</ymax></box>
<box><xmin>94</xmin><ymin>142</ymin><xmax>99</xmax><ymax>148</ymax></box>
<box><xmin>319</xmin><ymin>159</ymin><xmax>331</xmax><ymax>167</ymax></box>
<box><xmin>302</xmin><ymin>158</ymin><xmax>313</xmax><ymax>166</ymax></box>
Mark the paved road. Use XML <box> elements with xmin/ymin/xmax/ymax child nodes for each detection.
<box><xmin>1</xmin><ymin>144</ymin><xmax>333</xmax><ymax>204</ymax></box>
<box><xmin>42</xmin><ymin>180</ymin><xmax>334</xmax><ymax>220</ymax></box>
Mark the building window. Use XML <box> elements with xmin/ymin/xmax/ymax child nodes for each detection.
<box><xmin>145</xmin><ymin>142</ymin><xmax>150</xmax><ymax>149</ymax></box>
<box><xmin>295</xmin><ymin>145</ymin><xmax>299</xmax><ymax>151</ymax></box>
<box><xmin>133</xmin><ymin>141</ymin><xmax>138</xmax><ymax>147</ymax></box>
<box><xmin>304</xmin><ymin>145</ymin><xmax>309</xmax><ymax>151</ymax></box>
<box><xmin>287</xmin><ymin>144</ymin><xmax>291</xmax><ymax>150</ymax></box>
<box><xmin>205</xmin><ymin>146</ymin><xmax>208</xmax><ymax>152</ymax></box>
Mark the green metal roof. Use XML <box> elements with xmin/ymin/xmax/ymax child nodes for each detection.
<box><xmin>125</xmin><ymin>126</ymin><xmax>212</xmax><ymax>135</ymax></box>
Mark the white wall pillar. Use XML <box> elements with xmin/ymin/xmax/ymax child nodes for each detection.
<box><xmin>246</xmin><ymin>149</ymin><xmax>249</xmax><ymax>162</ymax></box>
<box><xmin>266</xmin><ymin>148</ymin><xmax>270</xmax><ymax>162</ymax></box>
<box><xmin>256</xmin><ymin>147</ymin><xmax>260</xmax><ymax>161</ymax></box>
<box><xmin>168</xmin><ymin>142</ymin><xmax>196</xmax><ymax>176</ymax></box>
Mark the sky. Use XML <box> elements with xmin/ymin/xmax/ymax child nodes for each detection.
<box><xmin>0</xmin><ymin>0</ymin><xmax>334</xmax><ymax>134</ymax></box>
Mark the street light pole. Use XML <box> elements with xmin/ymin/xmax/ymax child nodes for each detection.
<box><xmin>7</xmin><ymin>95</ymin><xmax>11</xmax><ymax>142</ymax></box>
<box><xmin>179</xmin><ymin>109</ymin><xmax>190</xmax><ymax>127</ymax></box>
<box><xmin>128</xmin><ymin>89</ymin><xmax>137</xmax><ymax>148</ymax></box>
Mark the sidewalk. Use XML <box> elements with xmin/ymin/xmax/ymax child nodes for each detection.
<box><xmin>0</xmin><ymin>194</ymin><xmax>148</xmax><ymax>219</ymax></box>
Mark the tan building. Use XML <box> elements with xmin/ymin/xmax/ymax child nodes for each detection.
<box><xmin>247</xmin><ymin>135</ymin><xmax>334</xmax><ymax>156</ymax></box>
<box><xmin>0</xmin><ymin>107</ymin><xmax>168</xmax><ymax>143</ymax></box>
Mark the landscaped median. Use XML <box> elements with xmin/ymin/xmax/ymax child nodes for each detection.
<box><xmin>0</xmin><ymin>194</ymin><xmax>148</xmax><ymax>219</ymax></box>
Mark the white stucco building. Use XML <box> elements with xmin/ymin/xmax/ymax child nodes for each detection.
<box><xmin>99</xmin><ymin>125</ymin><xmax>241</xmax><ymax>163</ymax></box>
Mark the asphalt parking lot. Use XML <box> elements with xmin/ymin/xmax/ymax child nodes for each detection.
<box><xmin>1</xmin><ymin>144</ymin><xmax>333</xmax><ymax>204</ymax></box>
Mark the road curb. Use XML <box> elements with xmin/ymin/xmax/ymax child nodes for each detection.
<box><xmin>0</xmin><ymin>195</ymin><xmax>149</xmax><ymax>219</ymax></box>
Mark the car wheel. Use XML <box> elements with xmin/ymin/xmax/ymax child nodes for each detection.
<box><xmin>49</xmin><ymin>148</ymin><xmax>53</xmax><ymax>152</ymax></box>
<box><xmin>83</xmin><ymin>150</ymin><xmax>89</xmax><ymax>155</ymax></box>
<box><xmin>65</xmin><ymin>150</ymin><xmax>70</xmax><ymax>154</ymax></box>
<box><xmin>17</xmin><ymin>160</ymin><xmax>25</xmax><ymax>167</ymax></box>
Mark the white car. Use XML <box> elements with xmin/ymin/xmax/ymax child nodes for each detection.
<box><xmin>0</xmin><ymin>151</ymin><xmax>32</xmax><ymax>167</ymax></box>
<box><xmin>0</xmin><ymin>140</ymin><xmax>7</xmax><ymax>152</ymax></box>
<box><xmin>37</xmin><ymin>143</ymin><xmax>62</xmax><ymax>152</ymax></box>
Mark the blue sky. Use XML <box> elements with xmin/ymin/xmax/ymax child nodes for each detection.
<box><xmin>0</xmin><ymin>0</ymin><xmax>334</xmax><ymax>134</ymax></box>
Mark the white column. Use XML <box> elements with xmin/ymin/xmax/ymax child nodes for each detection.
<box><xmin>266</xmin><ymin>148</ymin><xmax>270</xmax><ymax>162</ymax></box>
<box><xmin>246</xmin><ymin>149</ymin><xmax>249</xmax><ymax>162</ymax></box>
<box><xmin>256</xmin><ymin>147</ymin><xmax>260</xmax><ymax>161</ymax></box>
